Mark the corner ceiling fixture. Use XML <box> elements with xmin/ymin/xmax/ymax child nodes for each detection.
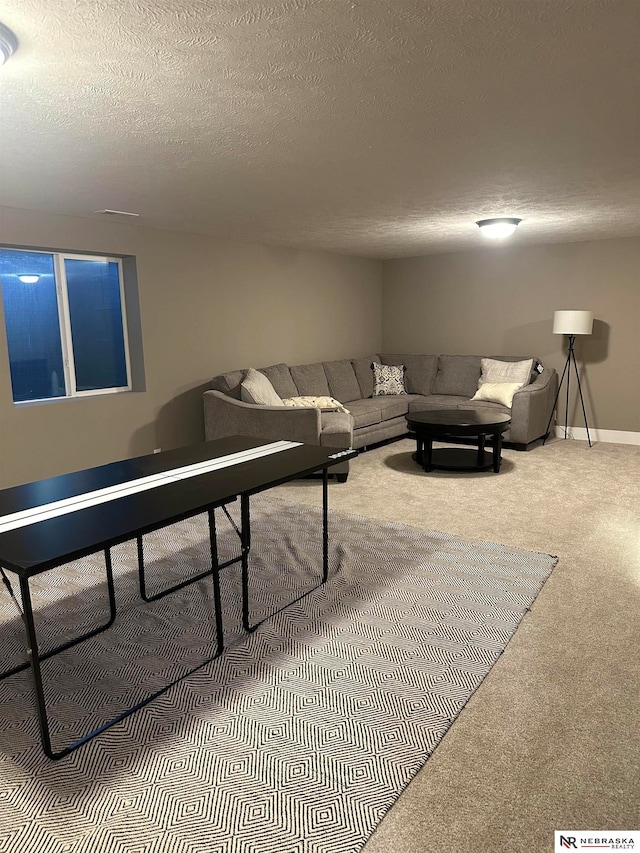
<box><xmin>476</xmin><ymin>217</ymin><xmax>522</xmax><ymax>239</ymax></box>
<box><xmin>0</xmin><ymin>22</ymin><xmax>18</xmax><ymax>66</ymax></box>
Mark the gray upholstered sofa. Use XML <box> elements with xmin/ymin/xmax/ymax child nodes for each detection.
<box><xmin>203</xmin><ymin>354</ymin><xmax>558</xmax><ymax>480</ymax></box>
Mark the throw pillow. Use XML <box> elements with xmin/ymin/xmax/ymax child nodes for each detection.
<box><xmin>478</xmin><ymin>357</ymin><xmax>534</xmax><ymax>389</ymax></box>
<box><xmin>240</xmin><ymin>367</ymin><xmax>283</xmax><ymax>406</ymax></box>
<box><xmin>471</xmin><ymin>382</ymin><xmax>523</xmax><ymax>408</ymax></box>
<box><xmin>281</xmin><ymin>395</ymin><xmax>350</xmax><ymax>413</ymax></box>
<box><xmin>372</xmin><ymin>363</ymin><xmax>407</xmax><ymax>396</ymax></box>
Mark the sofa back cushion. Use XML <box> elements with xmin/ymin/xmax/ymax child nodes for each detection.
<box><xmin>259</xmin><ymin>363</ymin><xmax>298</xmax><ymax>399</ymax></box>
<box><xmin>211</xmin><ymin>369</ymin><xmax>245</xmax><ymax>399</ymax></box>
<box><xmin>351</xmin><ymin>355</ymin><xmax>381</xmax><ymax>399</ymax></box>
<box><xmin>379</xmin><ymin>354</ymin><xmax>438</xmax><ymax>396</ymax></box>
<box><xmin>432</xmin><ymin>355</ymin><xmax>482</xmax><ymax>397</ymax></box>
<box><xmin>290</xmin><ymin>362</ymin><xmax>331</xmax><ymax>397</ymax></box>
<box><xmin>322</xmin><ymin>359</ymin><xmax>362</xmax><ymax>403</ymax></box>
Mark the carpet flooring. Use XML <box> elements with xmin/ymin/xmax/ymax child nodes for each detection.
<box><xmin>0</xmin><ymin>496</ymin><xmax>556</xmax><ymax>852</ymax></box>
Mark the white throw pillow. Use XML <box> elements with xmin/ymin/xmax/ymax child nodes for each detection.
<box><xmin>281</xmin><ymin>395</ymin><xmax>350</xmax><ymax>413</ymax></box>
<box><xmin>471</xmin><ymin>382</ymin><xmax>523</xmax><ymax>408</ymax></box>
<box><xmin>478</xmin><ymin>358</ymin><xmax>534</xmax><ymax>389</ymax></box>
<box><xmin>240</xmin><ymin>368</ymin><xmax>283</xmax><ymax>406</ymax></box>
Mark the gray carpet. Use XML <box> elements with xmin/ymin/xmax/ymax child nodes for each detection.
<box><xmin>0</xmin><ymin>496</ymin><xmax>556</xmax><ymax>852</ymax></box>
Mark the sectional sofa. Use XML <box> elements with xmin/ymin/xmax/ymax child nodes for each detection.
<box><xmin>203</xmin><ymin>353</ymin><xmax>558</xmax><ymax>480</ymax></box>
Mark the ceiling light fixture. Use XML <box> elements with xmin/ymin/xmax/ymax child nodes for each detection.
<box><xmin>476</xmin><ymin>217</ymin><xmax>522</xmax><ymax>239</ymax></box>
<box><xmin>18</xmin><ymin>274</ymin><xmax>41</xmax><ymax>284</ymax></box>
<box><xmin>0</xmin><ymin>22</ymin><xmax>18</xmax><ymax>66</ymax></box>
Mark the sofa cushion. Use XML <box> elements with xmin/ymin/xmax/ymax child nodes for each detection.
<box><xmin>282</xmin><ymin>395</ymin><xmax>350</xmax><ymax>413</ymax></box>
<box><xmin>432</xmin><ymin>355</ymin><xmax>482</xmax><ymax>397</ymax></box>
<box><xmin>379</xmin><ymin>354</ymin><xmax>438</xmax><ymax>396</ymax></box>
<box><xmin>472</xmin><ymin>381</ymin><xmax>523</xmax><ymax>407</ymax></box>
<box><xmin>351</xmin><ymin>355</ymin><xmax>380</xmax><ymax>399</ymax></box>
<box><xmin>408</xmin><ymin>395</ymin><xmax>470</xmax><ymax>413</ymax></box>
<box><xmin>478</xmin><ymin>358</ymin><xmax>534</xmax><ymax>389</ymax></box>
<box><xmin>466</xmin><ymin>399</ymin><xmax>510</xmax><ymax>414</ymax></box>
<box><xmin>290</xmin><ymin>362</ymin><xmax>331</xmax><ymax>397</ymax></box>
<box><xmin>345</xmin><ymin>399</ymin><xmax>383</xmax><ymax>429</ymax></box>
<box><xmin>372</xmin><ymin>363</ymin><xmax>407</xmax><ymax>396</ymax></box>
<box><xmin>259</xmin><ymin>363</ymin><xmax>298</xmax><ymax>399</ymax></box>
<box><xmin>211</xmin><ymin>369</ymin><xmax>245</xmax><ymax>399</ymax></box>
<box><xmin>377</xmin><ymin>396</ymin><xmax>412</xmax><ymax>420</ymax></box>
<box><xmin>240</xmin><ymin>368</ymin><xmax>283</xmax><ymax>406</ymax></box>
<box><xmin>323</xmin><ymin>359</ymin><xmax>362</xmax><ymax>403</ymax></box>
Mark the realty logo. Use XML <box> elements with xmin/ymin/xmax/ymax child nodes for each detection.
<box><xmin>555</xmin><ymin>831</ymin><xmax>639</xmax><ymax>852</ymax></box>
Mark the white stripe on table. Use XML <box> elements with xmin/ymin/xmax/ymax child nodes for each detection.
<box><xmin>0</xmin><ymin>441</ymin><xmax>301</xmax><ymax>534</ymax></box>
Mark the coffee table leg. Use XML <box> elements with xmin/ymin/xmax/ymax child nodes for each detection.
<box><xmin>477</xmin><ymin>433</ymin><xmax>485</xmax><ymax>467</ymax></box>
<box><xmin>424</xmin><ymin>435</ymin><xmax>433</xmax><ymax>472</ymax></box>
<box><xmin>493</xmin><ymin>431</ymin><xmax>502</xmax><ymax>472</ymax></box>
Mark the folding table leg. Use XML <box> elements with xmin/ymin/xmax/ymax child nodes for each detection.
<box><xmin>19</xmin><ymin>548</ymin><xmax>117</xmax><ymax>760</ymax></box>
<box><xmin>242</xmin><ymin>466</ymin><xmax>332</xmax><ymax>634</ymax></box>
<box><xmin>207</xmin><ymin>508</ymin><xmax>224</xmax><ymax>654</ymax></box>
<box><xmin>322</xmin><ymin>467</ymin><xmax>329</xmax><ymax>583</ymax></box>
<box><xmin>21</xmin><ymin>508</ymin><xmax>231</xmax><ymax>759</ymax></box>
<box><xmin>0</xmin><ymin>550</ymin><xmax>117</xmax><ymax>681</ymax></box>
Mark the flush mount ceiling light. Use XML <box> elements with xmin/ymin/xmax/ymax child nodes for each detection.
<box><xmin>18</xmin><ymin>274</ymin><xmax>41</xmax><ymax>284</ymax></box>
<box><xmin>476</xmin><ymin>217</ymin><xmax>522</xmax><ymax>239</ymax></box>
<box><xmin>0</xmin><ymin>22</ymin><xmax>18</xmax><ymax>66</ymax></box>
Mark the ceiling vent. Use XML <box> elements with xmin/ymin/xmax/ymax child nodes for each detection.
<box><xmin>95</xmin><ymin>209</ymin><xmax>140</xmax><ymax>218</ymax></box>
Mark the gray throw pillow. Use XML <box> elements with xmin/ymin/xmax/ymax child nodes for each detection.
<box><xmin>372</xmin><ymin>363</ymin><xmax>407</xmax><ymax>396</ymax></box>
<box><xmin>240</xmin><ymin>368</ymin><xmax>283</xmax><ymax>406</ymax></box>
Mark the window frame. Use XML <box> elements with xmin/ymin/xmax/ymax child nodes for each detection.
<box><xmin>1</xmin><ymin>246</ymin><xmax>133</xmax><ymax>405</ymax></box>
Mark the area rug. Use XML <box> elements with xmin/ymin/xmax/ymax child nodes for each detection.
<box><xmin>0</xmin><ymin>497</ymin><xmax>557</xmax><ymax>853</ymax></box>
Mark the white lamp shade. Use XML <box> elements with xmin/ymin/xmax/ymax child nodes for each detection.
<box><xmin>553</xmin><ymin>310</ymin><xmax>593</xmax><ymax>335</ymax></box>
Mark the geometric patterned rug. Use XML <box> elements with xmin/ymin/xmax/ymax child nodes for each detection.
<box><xmin>0</xmin><ymin>496</ymin><xmax>557</xmax><ymax>853</ymax></box>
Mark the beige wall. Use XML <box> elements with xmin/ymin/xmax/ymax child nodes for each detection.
<box><xmin>382</xmin><ymin>237</ymin><xmax>640</xmax><ymax>434</ymax></box>
<box><xmin>2</xmin><ymin>208</ymin><xmax>637</xmax><ymax>489</ymax></box>
<box><xmin>0</xmin><ymin>206</ymin><xmax>382</xmax><ymax>487</ymax></box>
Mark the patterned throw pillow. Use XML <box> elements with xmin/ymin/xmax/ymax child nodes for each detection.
<box><xmin>372</xmin><ymin>363</ymin><xmax>407</xmax><ymax>396</ymax></box>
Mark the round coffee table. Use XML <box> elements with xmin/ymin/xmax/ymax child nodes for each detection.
<box><xmin>406</xmin><ymin>409</ymin><xmax>511</xmax><ymax>473</ymax></box>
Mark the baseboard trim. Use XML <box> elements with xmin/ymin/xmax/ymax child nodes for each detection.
<box><xmin>553</xmin><ymin>426</ymin><xmax>640</xmax><ymax>445</ymax></box>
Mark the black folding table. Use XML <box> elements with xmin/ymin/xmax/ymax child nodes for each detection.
<box><xmin>0</xmin><ymin>436</ymin><xmax>355</xmax><ymax>759</ymax></box>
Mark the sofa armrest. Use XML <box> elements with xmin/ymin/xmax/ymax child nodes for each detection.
<box><xmin>509</xmin><ymin>368</ymin><xmax>558</xmax><ymax>444</ymax></box>
<box><xmin>203</xmin><ymin>389</ymin><xmax>322</xmax><ymax>446</ymax></box>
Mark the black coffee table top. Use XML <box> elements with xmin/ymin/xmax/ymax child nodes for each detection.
<box><xmin>406</xmin><ymin>408</ymin><xmax>511</xmax><ymax>430</ymax></box>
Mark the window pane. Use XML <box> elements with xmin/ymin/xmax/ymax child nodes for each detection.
<box><xmin>65</xmin><ymin>258</ymin><xmax>128</xmax><ymax>391</ymax></box>
<box><xmin>0</xmin><ymin>249</ymin><xmax>66</xmax><ymax>402</ymax></box>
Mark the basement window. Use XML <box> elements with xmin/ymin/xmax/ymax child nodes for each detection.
<box><xmin>0</xmin><ymin>247</ymin><xmax>142</xmax><ymax>404</ymax></box>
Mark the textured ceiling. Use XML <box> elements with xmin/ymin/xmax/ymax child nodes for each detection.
<box><xmin>0</xmin><ymin>0</ymin><xmax>639</xmax><ymax>258</ymax></box>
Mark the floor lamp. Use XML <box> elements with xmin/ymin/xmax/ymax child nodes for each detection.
<box><xmin>545</xmin><ymin>310</ymin><xmax>593</xmax><ymax>447</ymax></box>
